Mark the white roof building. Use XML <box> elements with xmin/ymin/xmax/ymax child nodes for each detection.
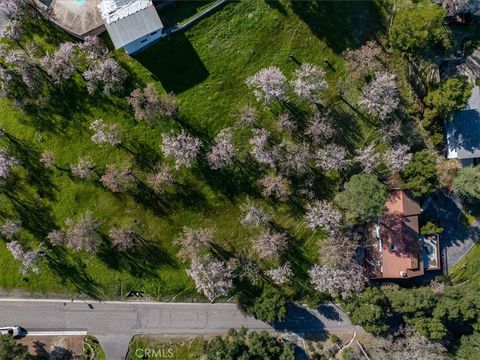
<box><xmin>97</xmin><ymin>0</ymin><xmax>164</xmax><ymax>55</ymax></box>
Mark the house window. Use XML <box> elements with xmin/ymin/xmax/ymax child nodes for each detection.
<box><xmin>150</xmin><ymin>31</ymin><xmax>158</xmax><ymax>36</ymax></box>
<box><xmin>390</xmin><ymin>244</ymin><xmax>396</xmax><ymax>251</ymax></box>
<box><xmin>140</xmin><ymin>38</ymin><xmax>148</xmax><ymax>43</ymax></box>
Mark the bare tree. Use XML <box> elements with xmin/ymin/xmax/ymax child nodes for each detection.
<box><xmin>246</xmin><ymin>66</ymin><xmax>288</xmax><ymax>105</ymax></box>
<box><xmin>359</xmin><ymin>72</ymin><xmax>400</xmax><ymax>120</ymax></box>
<box><xmin>343</xmin><ymin>41</ymin><xmax>383</xmax><ymax>80</ymax></box>
<box><xmin>207</xmin><ymin>128</ymin><xmax>237</xmax><ymax>170</ymax></box>
<box><xmin>277</xmin><ymin>140</ymin><xmax>311</xmax><ymax>176</ymax></box>
<box><xmin>90</xmin><ymin>119</ymin><xmax>121</xmax><ymax>146</ymax></box>
<box><xmin>83</xmin><ymin>58</ymin><xmax>127</xmax><ymax>95</ymax></box>
<box><xmin>379</xmin><ymin>120</ymin><xmax>403</xmax><ymax>144</ymax></box>
<box><xmin>0</xmin><ymin>147</ymin><xmax>18</xmax><ymax>178</ymax></box>
<box><xmin>354</xmin><ymin>143</ymin><xmax>378</xmax><ymax>173</ymax></box>
<box><xmin>127</xmin><ymin>84</ymin><xmax>178</xmax><ymax>122</ymax></box>
<box><xmin>237</xmin><ymin>105</ymin><xmax>258</xmax><ymax>128</ymax></box>
<box><xmin>383</xmin><ymin>144</ymin><xmax>412</xmax><ymax>174</ymax></box>
<box><xmin>266</xmin><ymin>262</ymin><xmax>293</xmax><ymax>285</ymax></box>
<box><xmin>253</xmin><ymin>230</ymin><xmax>288</xmax><ymax>259</ymax></box>
<box><xmin>241</xmin><ymin>204</ymin><xmax>271</xmax><ymax>227</ymax></box>
<box><xmin>305</xmin><ymin>200</ymin><xmax>343</xmax><ymax>234</ymax></box>
<box><xmin>0</xmin><ymin>219</ymin><xmax>21</xmax><ymax>239</ymax></box>
<box><xmin>259</xmin><ymin>174</ymin><xmax>291</xmax><ymax>201</ymax></box>
<box><xmin>40</xmin><ymin>42</ymin><xmax>77</xmax><ymax>84</ymax></box>
<box><xmin>309</xmin><ymin>262</ymin><xmax>367</xmax><ymax>298</ymax></box>
<box><xmin>291</xmin><ymin>63</ymin><xmax>328</xmax><ymax>103</ymax></box>
<box><xmin>101</xmin><ymin>163</ymin><xmax>135</xmax><ymax>193</ymax></box>
<box><xmin>276</xmin><ymin>112</ymin><xmax>296</xmax><ymax>133</ymax></box>
<box><xmin>249</xmin><ymin>128</ymin><xmax>276</xmax><ymax>168</ymax></box>
<box><xmin>70</xmin><ymin>157</ymin><xmax>95</xmax><ymax>179</ymax></box>
<box><xmin>320</xmin><ymin>231</ymin><xmax>360</xmax><ymax>269</ymax></box>
<box><xmin>40</xmin><ymin>150</ymin><xmax>54</xmax><ymax>168</ymax></box>
<box><xmin>305</xmin><ymin>111</ymin><xmax>335</xmax><ymax>144</ymax></box>
<box><xmin>187</xmin><ymin>257</ymin><xmax>234</xmax><ymax>301</ymax></box>
<box><xmin>174</xmin><ymin>227</ymin><xmax>213</xmax><ymax>261</ymax></box>
<box><xmin>161</xmin><ymin>130</ymin><xmax>202</xmax><ymax>169</ymax></box>
<box><xmin>147</xmin><ymin>166</ymin><xmax>174</xmax><ymax>194</ymax></box>
<box><xmin>109</xmin><ymin>227</ymin><xmax>134</xmax><ymax>252</ymax></box>
<box><xmin>46</xmin><ymin>230</ymin><xmax>65</xmax><ymax>246</ymax></box>
<box><xmin>315</xmin><ymin>144</ymin><xmax>350</xmax><ymax>172</ymax></box>
<box><xmin>64</xmin><ymin>211</ymin><xmax>101</xmax><ymax>254</ymax></box>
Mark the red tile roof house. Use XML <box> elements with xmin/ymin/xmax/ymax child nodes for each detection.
<box><xmin>364</xmin><ymin>190</ymin><xmax>441</xmax><ymax>280</ymax></box>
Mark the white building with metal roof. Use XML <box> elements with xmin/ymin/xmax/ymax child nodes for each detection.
<box><xmin>98</xmin><ymin>0</ymin><xmax>164</xmax><ymax>55</ymax></box>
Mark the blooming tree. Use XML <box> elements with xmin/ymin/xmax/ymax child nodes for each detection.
<box><xmin>1</xmin><ymin>0</ymin><xmax>31</xmax><ymax>19</ymax></box>
<box><xmin>101</xmin><ymin>163</ymin><xmax>135</xmax><ymax>193</ymax></box>
<box><xmin>40</xmin><ymin>42</ymin><xmax>77</xmax><ymax>84</ymax></box>
<box><xmin>4</xmin><ymin>20</ymin><xmax>24</xmax><ymax>43</ymax></box>
<box><xmin>3</xmin><ymin>49</ymin><xmax>42</xmax><ymax>93</ymax></box>
<box><xmin>79</xmin><ymin>36</ymin><xmax>109</xmax><ymax>63</ymax></box>
<box><xmin>0</xmin><ymin>219</ymin><xmax>21</xmax><ymax>239</ymax></box>
<box><xmin>276</xmin><ymin>112</ymin><xmax>296</xmax><ymax>133</ymax></box>
<box><xmin>237</xmin><ymin>105</ymin><xmax>258</xmax><ymax>128</ymax></box>
<box><xmin>290</xmin><ymin>63</ymin><xmax>328</xmax><ymax>103</ymax></box>
<box><xmin>90</xmin><ymin>119</ymin><xmax>121</xmax><ymax>146</ymax></box>
<box><xmin>83</xmin><ymin>58</ymin><xmax>127</xmax><ymax>95</ymax></box>
<box><xmin>253</xmin><ymin>230</ymin><xmax>288</xmax><ymax>259</ymax></box>
<box><xmin>46</xmin><ymin>230</ymin><xmax>65</xmax><ymax>246</ymax></box>
<box><xmin>161</xmin><ymin>130</ymin><xmax>202</xmax><ymax>169</ymax></box>
<box><xmin>147</xmin><ymin>166</ymin><xmax>174</xmax><ymax>194</ymax></box>
<box><xmin>64</xmin><ymin>211</ymin><xmax>101</xmax><ymax>254</ymax></box>
<box><xmin>266</xmin><ymin>262</ymin><xmax>293</xmax><ymax>285</ymax></box>
<box><xmin>109</xmin><ymin>227</ymin><xmax>135</xmax><ymax>252</ymax></box>
<box><xmin>359</xmin><ymin>72</ymin><xmax>400</xmax><ymax>120</ymax></box>
<box><xmin>278</xmin><ymin>140</ymin><xmax>311</xmax><ymax>176</ymax></box>
<box><xmin>259</xmin><ymin>174</ymin><xmax>291</xmax><ymax>201</ymax></box>
<box><xmin>305</xmin><ymin>200</ymin><xmax>343</xmax><ymax>234</ymax></box>
<box><xmin>127</xmin><ymin>84</ymin><xmax>178</xmax><ymax>122</ymax></box>
<box><xmin>249</xmin><ymin>129</ymin><xmax>276</xmax><ymax>168</ymax></box>
<box><xmin>0</xmin><ymin>148</ymin><xmax>19</xmax><ymax>178</ymax></box>
<box><xmin>309</xmin><ymin>262</ymin><xmax>367</xmax><ymax>298</ymax></box>
<box><xmin>379</xmin><ymin>120</ymin><xmax>403</xmax><ymax>144</ymax></box>
<box><xmin>315</xmin><ymin>144</ymin><xmax>350</xmax><ymax>172</ymax></box>
<box><xmin>187</xmin><ymin>257</ymin><xmax>234</xmax><ymax>301</ymax></box>
<box><xmin>246</xmin><ymin>66</ymin><xmax>288</xmax><ymax>104</ymax></box>
<box><xmin>207</xmin><ymin>128</ymin><xmax>237</xmax><ymax>170</ymax></box>
<box><xmin>174</xmin><ymin>226</ymin><xmax>214</xmax><ymax>261</ymax></box>
<box><xmin>70</xmin><ymin>157</ymin><xmax>95</xmax><ymax>179</ymax></box>
<box><xmin>354</xmin><ymin>143</ymin><xmax>379</xmax><ymax>174</ymax></box>
<box><xmin>305</xmin><ymin>111</ymin><xmax>335</xmax><ymax>144</ymax></box>
<box><xmin>241</xmin><ymin>204</ymin><xmax>271</xmax><ymax>227</ymax></box>
<box><xmin>6</xmin><ymin>240</ymin><xmax>44</xmax><ymax>275</ymax></box>
<box><xmin>383</xmin><ymin>144</ymin><xmax>412</xmax><ymax>174</ymax></box>
<box><xmin>343</xmin><ymin>41</ymin><xmax>383</xmax><ymax>80</ymax></box>
<box><xmin>320</xmin><ymin>231</ymin><xmax>360</xmax><ymax>269</ymax></box>
<box><xmin>40</xmin><ymin>150</ymin><xmax>54</xmax><ymax>168</ymax></box>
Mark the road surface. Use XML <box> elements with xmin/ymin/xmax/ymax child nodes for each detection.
<box><xmin>0</xmin><ymin>299</ymin><xmax>361</xmax><ymax>359</ymax></box>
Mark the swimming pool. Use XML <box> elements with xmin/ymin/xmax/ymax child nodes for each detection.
<box><xmin>75</xmin><ymin>0</ymin><xmax>85</xmax><ymax>4</ymax></box>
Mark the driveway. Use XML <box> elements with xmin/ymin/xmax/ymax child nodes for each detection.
<box><xmin>0</xmin><ymin>299</ymin><xmax>361</xmax><ymax>360</ymax></box>
<box><xmin>429</xmin><ymin>192</ymin><xmax>480</xmax><ymax>270</ymax></box>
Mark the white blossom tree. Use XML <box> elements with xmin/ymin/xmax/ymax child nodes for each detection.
<box><xmin>187</xmin><ymin>257</ymin><xmax>234</xmax><ymax>301</ymax></box>
<box><xmin>305</xmin><ymin>200</ymin><xmax>343</xmax><ymax>234</ymax></box>
<box><xmin>253</xmin><ymin>230</ymin><xmax>288</xmax><ymax>259</ymax></box>
<box><xmin>315</xmin><ymin>144</ymin><xmax>350</xmax><ymax>172</ymax></box>
<box><xmin>101</xmin><ymin>163</ymin><xmax>135</xmax><ymax>193</ymax></box>
<box><xmin>359</xmin><ymin>72</ymin><xmax>400</xmax><ymax>120</ymax></box>
<box><xmin>266</xmin><ymin>262</ymin><xmax>293</xmax><ymax>285</ymax></box>
<box><xmin>3</xmin><ymin>49</ymin><xmax>42</xmax><ymax>93</ymax></box>
<box><xmin>40</xmin><ymin>150</ymin><xmax>54</xmax><ymax>168</ymax></box>
<box><xmin>0</xmin><ymin>148</ymin><xmax>19</xmax><ymax>178</ymax></box>
<box><xmin>127</xmin><ymin>84</ymin><xmax>178</xmax><ymax>122</ymax></box>
<box><xmin>83</xmin><ymin>58</ymin><xmax>127</xmax><ymax>95</ymax></box>
<box><xmin>64</xmin><ymin>211</ymin><xmax>101</xmax><ymax>254</ymax></box>
<box><xmin>70</xmin><ymin>157</ymin><xmax>95</xmax><ymax>179</ymax></box>
<box><xmin>276</xmin><ymin>112</ymin><xmax>296</xmax><ymax>133</ymax></box>
<box><xmin>309</xmin><ymin>262</ymin><xmax>367</xmax><ymax>298</ymax></box>
<box><xmin>0</xmin><ymin>219</ymin><xmax>21</xmax><ymax>239</ymax></box>
<box><xmin>90</xmin><ymin>119</ymin><xmax>121</xmax><ymax>146</ymax></box>
<box><xmin>343</xmin><ymin>41</ymin><xmax>383</xmax><ymax>80</ymax></box>
<box><xmin>6</xmin><ymin>240</ymin><xmax>44</xmax><ymax>275</ymax></box>
<box><xmin>46</xmin><ymin>229</ymin><xmax>65</xmax><ymax>246</ymax></box>
<box><xmin>174</xmin><ymin>227</ymin><xmax>214</xmax><ymax>261</ymax></box>
<box><xmin>249</xmin><ymin>129</ymin><xmax>276</xmax><ymax>168</ymax></box>
<box><xmin>277</xmin><ymin>140</ymin><xmax>311</xmax><ymax>176</ymax></box>
<box><xmin>161</xmin><ymin>130</ymin><xmax>202</xmax><ymax>169</ymax></box>
<box><xmin>109</xmin><ymin>227</ymin><xmax>135</xmax><ymax>252</ymax></box>
<box><xmin>291</xmin><ymin>63</ymin><xmax>328</xmax><ymax>103</ymax></box>
<box><xmin>354</xmin><ymin>143</ymin><xmax>379</xmax><ymax>173</ymax></box>
<box><xmin>207</xmin><ymin>128</ymin><xmax>237</xmax><ymax>170</ymax></box>
<box><xmin>383</xmin><ymin>144</ymin><xmax>412</xmax><ymax>174</ymax></box>
<box><xmin>379</xmin><ymin>120</ymin><xmax>403</xmax><ymax>144</ymax></box>
<box><xmin>246</xmin><ymin>66</ymin><xmax>288</xmax><ymax>105</ymax></box>
<box><xmin>305</xmin><ymin>111</ymin><xmax>335</xmax><ymax>144</ymax></box>
<box><xmin>241</xmin><ymin>204</ymin><xmax>271</xmax><ymax>227</ymax></box>
<box><xmin>259</xmin><ymin>174</ymin><xmax>291</xmax><ymax>201</ymax></box>
<box><xmin>237</xmin><ymin>105</ymin><xmax>258</xmax><ymax>128</ymax></box>
<box><xmin>40</xmin><ymin>42</ymin><xmax>77</xmax><ymax>84</ymax></box>
<box><xmin>147</xmin><ymin>166</ymin><xmax>174</xmax><ymax>194</ymax></box>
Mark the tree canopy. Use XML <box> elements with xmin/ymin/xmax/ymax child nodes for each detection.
<box><xmin>453</xmin><ymin>166</ymin><xmax>480</xmax><ymax>204</ymax></box>
<box><xmin>402</xmin><ymin>150</ymin><xmax>437</xmax><ymax>198</ymax></box>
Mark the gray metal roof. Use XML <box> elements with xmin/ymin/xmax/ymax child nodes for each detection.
<box><xmin>104</xmin><ymin>5</ymin><xmax>163</xmax><ymax>49</ymax></box>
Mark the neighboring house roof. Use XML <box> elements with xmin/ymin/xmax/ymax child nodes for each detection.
<box><xmin>446</xmin><ymin>86</ymin><xmax>480</xmax><ymax>160</ymax></box>
<box><xmin>97</xmin><ymin>0</ymin><xmax>163</xmax><ymax>49</ymax></box>
<box><xmin>376</xmin><ymin>191</ymin><xmax>424</xmax><ymax>279</ymax></box>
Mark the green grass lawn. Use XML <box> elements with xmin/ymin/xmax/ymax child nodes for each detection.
<box><xmin>0</xmin><ymin>0</ymin><xmax>382</xmax><ymax>300</ymax></box>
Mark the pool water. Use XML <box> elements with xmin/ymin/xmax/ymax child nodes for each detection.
<box><xmin>76</xmin><ymin>0</ymin><xmax>86</xmax><ymax>4</ymax></box>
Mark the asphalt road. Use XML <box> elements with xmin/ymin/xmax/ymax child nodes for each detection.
<box><xmin>0</xmin><ymin>299</ymin><xmax>361</xmax><ymax>359</ymax></box>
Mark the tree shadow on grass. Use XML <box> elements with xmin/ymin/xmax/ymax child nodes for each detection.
<box><xmin>291</xmin><ymin>0</ymin><xmax>381</xmax><ymax>53</ymax></box>
<box><xmin>133</xmin><ymin>32</ymin><xmax>209</xmax><ymax>94</ymax></box>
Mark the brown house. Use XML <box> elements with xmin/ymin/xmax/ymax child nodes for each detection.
<box><xmin>365</xmin><ymin>190</ymin><xmax>425</xmax><ymax>279</ymax></box>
